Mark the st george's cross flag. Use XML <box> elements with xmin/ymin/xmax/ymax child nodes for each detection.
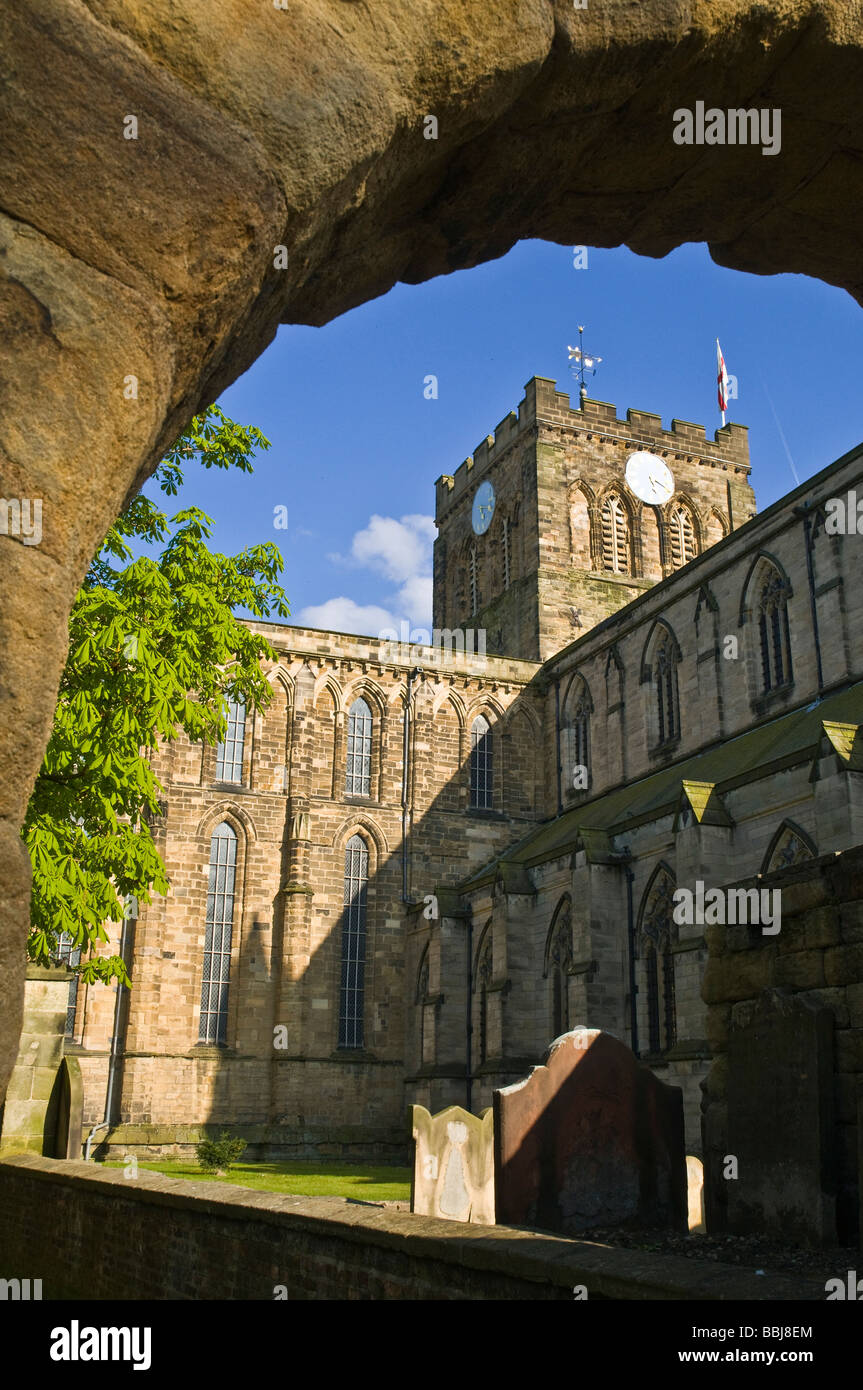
<box><xmin>716</xmin><ymin>339</ymin><xmax>730</xmax><ymax>419</ymax></box>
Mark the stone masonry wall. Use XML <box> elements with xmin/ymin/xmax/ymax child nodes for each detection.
<box><xmin>702</xmin><ymin>847</ymin><xmax>863</xmax><ymax>1246</ymax></box>
<box><xmin>0</xmin><ymin>1155</ymin><xmax>824</xmax><ymax>1301</ymax></box>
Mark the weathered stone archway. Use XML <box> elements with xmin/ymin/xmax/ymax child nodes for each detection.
<box><xmin>2</xmin><ymin>0</ymin><xmax>862</xmax><ymax>1097</ymax></box>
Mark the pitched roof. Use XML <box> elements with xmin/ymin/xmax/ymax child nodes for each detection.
<box><xmin>458</xmin><ymin>681</ymin><xmax>863</xmax><ymax>892</ymax></box>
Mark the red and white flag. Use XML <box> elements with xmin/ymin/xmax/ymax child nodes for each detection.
<box><xmin>716</xmin><ymin>339</ymin><xmax>729</xmax><ymax>419</ymax></box>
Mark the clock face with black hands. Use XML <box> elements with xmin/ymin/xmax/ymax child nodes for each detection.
<box><xmin>625</xmin><ymin>451</ymin><xmax>675</xmax><ymax>506</ymax></box>
<box><xmin>472</xmin><ymin>480</ymin><xmax>495</xmax><ymax>535</ymax></box>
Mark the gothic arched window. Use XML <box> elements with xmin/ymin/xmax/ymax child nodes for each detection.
<box><xmin>638</xmin><ymin>868</ymin><xmax>677</xmax><ymax>1056</ymax></box>
<box><xmin>655</xmin><ymin>630</ymin><xmax>680</xmax><ymax>745</ymax></box>
<box><xmin>763</xmin><ymin>823</ymin><xmax>816</xmax><ymax>875</ymax></box>
<box><xmin>339</xmin><ymin>835</ymin><xmax>369</xmax><ymax>1049</ymax></box>
<box><xmin>758</xmin><ymin>569</ymin><xmax>792</xmax><ymax>693</ymax></box>
<box><xmin>470</xmin><ymin>714</ymin><xmax>493</xmax><ymax>809</ymax></box>
<box><xmin>469</xmin><ymin>545</ymin><xmax>479</xmax><ymax>616</ymax></box>
<box><xmin>199</xmin><ymin>823</ymin><xmax>238</xmax><ymax>1044</ymax></box>
<box><xmin>571</xmin><ymin>694</ymin><xmax>590</xmax><ymax>772</ymax></box>
<box><xmin>545</xmin><ymin>899</ymin><xmax>573</xmax><ymax>1039</ymax></box>
<box><xmin>562</xmin><ymin>676</ymin><xmax>591</xmax><ymax>792</ymax></box>
<box><xmin>600</xmin><ymin>494</ymin><xmax>630</xmax><ymax>574</ymax></box>
<box><xmin>57</xmin><ymin>932</ymin><xmax>81</xmax><ymax>1039</ymax></box>
<box><xmin>345</xmin><ymin>697</ymin><xmax>373</xmax><ymax>796</ymax></box>
<box><xmin>669</xmin><ymin>504</ymin><xmax>697</xmax><ymax>570</ymax></box>
<box><xmin>216</xmin><ymin>698</ymin><xmax>246</xmax><ymax>783</ymax></box>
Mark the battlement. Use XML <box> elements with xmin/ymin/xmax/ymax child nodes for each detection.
<box><xmin>435</xmin><ymin>376</ymin><xmax>750</xmax><ymax>518</ymax></box>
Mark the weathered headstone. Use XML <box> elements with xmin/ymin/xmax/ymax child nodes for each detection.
<box><xmin>687</xmin><ymin>1155</ymin><xmax>706</xmax><ymax>1233</ymax></box>
<box><xmin>726</xmin><ymin>988</ymin><xmax>835</xmax><ymax>1245</ymax></box>
<box><xmin>494</xmin><ymin>1028</ymin><xmax>686</xmax><ymax>1235</ymax></box>
<box><xmin>410</xmin><ymin>1104</ymin><xmax>495</xmax><ymax>1224</ymax></box>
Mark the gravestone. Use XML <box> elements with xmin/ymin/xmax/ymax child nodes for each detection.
<box><xmin>494</xmin><ymin>1028</ymin><xmax>686</xmax><ymax>1235</ymax></box>
<box><xmin>726</xmin><ymin>988</ymin><xmax>835</xmax><ymax>1245</ymax></box>
<box><xmin>687</xmin><ymin>1155</ymin><xmax>706</xmax><ymax>1233</ymax></box>
<box><xmin>410</xmin><ymin>1104</ymin><xmax>495</xmax><ymax>1224</ymax></box>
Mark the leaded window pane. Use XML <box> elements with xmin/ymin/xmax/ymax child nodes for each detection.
<box><xmin>199</xmin><ymin>823</ymin><xmax>237</xmax><ymax>1043</ymax></box>
<box><xmin>345</xmin><ymin>698</ymin><xmax>373</xmax><ymax>796</ymax></box>
<box><xmin>470</xmin><ymin>715</ymin><xmax>493</xmax><ymax>809</ymax></box>
<box><xmin>339</xmin><ymin>835</ymin><xmax>369</xmax><ymax>1048</ymax></box>
<box><xmin>57</xmin><ymin>932</ymin><xmax>81</xmax><ymax>1038</ymax></box>
<box><xmin>216</xmin><ymin>699</ymin><xmax>246</xmax><ymax>783</ymax></box>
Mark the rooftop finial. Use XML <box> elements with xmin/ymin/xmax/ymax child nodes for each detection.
<box><xmin>567</xmin><ymin>325</ymin><xmax>603</xmax><ymax>408</ymax></box>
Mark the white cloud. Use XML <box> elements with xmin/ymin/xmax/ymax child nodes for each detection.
<box><xmin>299</xmin><ymin>513</ymin><xmax>434</xmax><ymax>636</ymax></box>
<box><xmin>349</xmin><ymin>514</ymin><xmax>436</xmax><ymax>584</ymax></box>
<box><xmin>296</xmin><ymin>598</ymin><xmax>398</xmax><ymax>638</ymax></box>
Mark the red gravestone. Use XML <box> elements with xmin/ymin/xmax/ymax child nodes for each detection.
<box><xmin>494</xmin><ymin>1028</ymin><xmax>687</xmax><ymax>1235</ymax></box>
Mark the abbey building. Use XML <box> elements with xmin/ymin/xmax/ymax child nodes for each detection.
<box><xmin>66</xmin><ymin>376</ymin><xmax>863</xmax><ymax>1162</ymax></box>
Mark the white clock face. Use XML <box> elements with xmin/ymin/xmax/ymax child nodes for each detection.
<box><xmin>625</xmin><ymin>451</ymin><xmax>675</xmax><ymax>506</ymax></box>
<box><xmin>472</xmin><ymin>480</ymin><xmax>495</xmax><ymax>535</ymax></box>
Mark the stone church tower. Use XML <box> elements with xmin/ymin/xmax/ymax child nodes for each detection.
<box><xmin>433</xmin><ymin>377</ymin><xmax>755</xmax><ymax>661</ymax></box>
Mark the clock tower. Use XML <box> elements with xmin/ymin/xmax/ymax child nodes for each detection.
<box><xmin>433</xmin><ymin>376</ymin><xmax>755</xmax><ymax>663</ymax></box>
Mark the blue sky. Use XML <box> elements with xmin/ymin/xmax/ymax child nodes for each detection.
<box><xmin>154</xmin><ymin>239</ymin><xmax>863</xmax><ymax>637</ymax></box>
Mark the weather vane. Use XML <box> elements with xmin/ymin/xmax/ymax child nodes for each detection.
<box><xmin>567</xmin><ymin>326</ymin><xmax>603</xmax><ymax>408</ymax></box>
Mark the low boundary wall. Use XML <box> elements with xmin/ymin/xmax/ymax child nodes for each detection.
<box><xmin>0</xmin><ymin>1156</ymin><xmax>824</xmax><ymax>1300</ymax></box>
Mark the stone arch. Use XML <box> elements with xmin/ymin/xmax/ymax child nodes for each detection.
<box><xmin>761</xmin><ymin>820</ymin><xmax>817</xmax><ymax>875</ymax></box>
<box><xmin>738</xmin><ymin>550</ymin><xmax>794</xmax><ymax>627</ymax></box>
<box><xmin>561</xmin><ymin>671</ymin><xmax>592</xmax><ymax>795</ymax></box>
<box><xmin>704</xmin><ymin>507</ymin><xmax>729</xmax><ymax>548</ymax></box>
<box><xmin>266</xmin><ymin>664</ymin><xmax>294</xmax><ymax>700</ymax></box>
<box><xmin>596</xmin><ymin>482</ymin><xmax>635</xmax><ymax>575</ymax></box>
<box><xmin>640</xmin><ymin>617</ymin><xmax>683</xmax><ymax>683</ymax></box>
<box><xmin>314</xmin><ymin>673</ymin><xmax>343</xmax><ymax>714</ymax></box>
<box><xmin>738</xmin><ymin>551</ymin><xmax>794</xmax><ymax>705</ymax></box>
<box><xmin>641</xmin><ymin>618</ymin><xmax>683</xmax><ymax>749</ymax></box>
<box><xmin>568</xmin><ymin>479</ymin><xmax>594</xmax><ymax>569</ymax></box>
<box><xmin>464</xmin><ymin>694</ymin><xmax>505</xmax><ymax>727</ymax></box>
<box><xmin>429</xmin><ymin>692</ymin><xmax>464</xmax><ymax>812</ymax></box>
<box><xmin>330</xmin><ymin>814</ymin><xmax>389</xmax><ymax>866</ymax></box>
<box><xmin>7</xmin><ymin>0</ymin><xmax>863</xmax><ymax>1112</ymax></box>
<box><xmin>502</xmin><ymin>701</ymin><xmax>539</xmax><ymax>815</ymax></box>
<box><xmin>636</xmin><ymin>861</ymin><xmax>678</xmax><ymax>1057</ymax></box>
<box><xmin>341</xmin><ymin>677</ymin><xmax>387</xmax><ymax>719</ymax></box>
<box><xmin>562</xmin><ymin>669</ymin><xmax>594</xmax><ymax>722</ymax></box>
<box><xmin>195</xmin><ymin>801</ymin><xmax>258</xmax><ymax>845</ymax></box>
<box><xmin>543</xmin><ymin>894</ymin><xmax>573</xmax><ymax>1042</ymax></box>
<box><xmin>663</xmin><ymin>493</ymin><xmax>701</xmax><ymax>571</ymax></box>
<box><xmin>431</xmin><ymin>687</ymin><xmax>467</xmax><ymax>728</ymax></box>
<box><xmin>605</xmin><ymin>645</ymin><xmax>625</xmax><ymax>709</ymax></box>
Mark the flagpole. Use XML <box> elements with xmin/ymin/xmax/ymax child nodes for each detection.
<box><xmin>717</xmin><ymin>338</ymin><xmax>726</xmax><ymax>427</ymax></box>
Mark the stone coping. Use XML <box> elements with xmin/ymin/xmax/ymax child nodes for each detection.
<box><xmin>0</xmin><ymin>1156</ymin><xmax>826</xmax><ymax>1301</ymax></box>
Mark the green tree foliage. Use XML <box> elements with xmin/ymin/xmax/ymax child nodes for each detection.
<box><xmin>23</xmin><ymin>405</ymin><xmax>289</xmax><ymax>986</ymax></box>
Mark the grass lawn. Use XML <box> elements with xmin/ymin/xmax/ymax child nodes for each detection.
<box><xmin>101</xmin><ymin>1158</ymin><xmax>411</xmax><ymax>1202</ymax></box>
